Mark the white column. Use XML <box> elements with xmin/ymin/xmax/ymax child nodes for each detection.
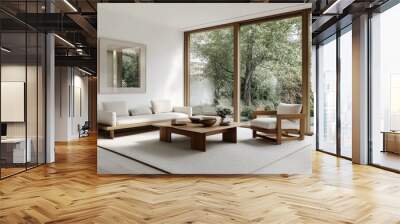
<box><xmin>46</xmin><ymin>33</ymin><xmax>55</xmax><ymax>163</ymax></box>
<box><xmin>352</xmin><ymin>14</ymin><xmax>369</xmax><ymax>164</ymax></box>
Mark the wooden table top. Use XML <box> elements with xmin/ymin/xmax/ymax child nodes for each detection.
<box><xmin>153</xmin><ymin>121</ymin><xmax>239</xmax><ymax>134</ymax></box>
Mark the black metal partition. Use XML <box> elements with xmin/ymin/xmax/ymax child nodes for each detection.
<box><xmin>0</xmin><ymin>1</ymin><xmax>47</xmax><ymax>179</ymax></box>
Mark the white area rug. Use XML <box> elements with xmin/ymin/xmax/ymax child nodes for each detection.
<box><xmin>98</xmin><ymin>128</ymin><xmax>313</xmax><ymax>174</ymax></box>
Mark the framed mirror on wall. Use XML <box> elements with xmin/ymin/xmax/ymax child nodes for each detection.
<box><xmin>98</xmin><ymin>38</ymin><xmax>146</xmax><ymax>94</ymax></box>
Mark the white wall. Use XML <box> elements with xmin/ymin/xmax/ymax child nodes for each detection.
<box><xmin>97</xmin><ymin>6</ymin><xmax>184</xmax><ymax>110</ymax></box>
<box><xmin>71</xmin><ymin>74</ymin><xmax>89</xmax><ymax>138</ymax></box>
<box><xmin>55</xmin><ymin>67</ymin><xmax>89</xmax><ymax>141</ymax></box>
<box><xmin>55</xmin><ymin>67</ymin><xmax>70</xmax><ymax>141</ymax></box>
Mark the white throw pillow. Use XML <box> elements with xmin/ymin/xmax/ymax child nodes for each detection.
<box><xmin>277</xmin><ymin>103</ymin><xmax>302</xmax><ymax>115</ymax></box>
<box><xmin>103</xmin><ymin>101</ymin><xmax>129</xmax><ymax>117</ymax></box>
<box><xmin>129</xmin><ymin>106</ymin><xmax>152</xmax><ymax>116</ymax></box>
<box><xmin>151</xmin><ymin>100</ymin><xmax>173</xmax><ymax>114</ymax></box>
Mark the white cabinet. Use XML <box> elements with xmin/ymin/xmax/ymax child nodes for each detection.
<box><xmin>1</xmin><ymin>138</ymin><xmax>32</xmax><ymax>163</ymax></box>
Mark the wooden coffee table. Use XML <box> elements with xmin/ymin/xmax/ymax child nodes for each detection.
<box><xmin>153</xmin><ymin>122</ymin><xmax>238</xmax><ymax>152</ymax></box>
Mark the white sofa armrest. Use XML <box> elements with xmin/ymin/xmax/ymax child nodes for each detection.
<box><xmin>173</xmin><ymin>106</ymin><xmax>192</xmax><ymax>116</ymax></box>
<box><xmin>98</xmin><ymin>110</ymin><xmax>117</xmax><ymax>126</ymax></box>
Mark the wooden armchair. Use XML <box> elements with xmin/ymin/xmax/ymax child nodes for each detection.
<box><xmin>249</xmin><ymin>103</ymin><xmax>305</xmax><ymax>144</ymax></box>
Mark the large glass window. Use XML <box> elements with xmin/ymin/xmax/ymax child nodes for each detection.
<box><xmin>316</xmin><ymin>26</ymin><xmax>353</xmax><ymax>159</ymax></box>
<box><xmin>186</xmin><ymin>12</ymin><xmax>310</xmax><ymax>130</ymax></box>
<box><xmin>317</xmin><ymin>36</ymin><xmax>337</xmax><ymax>155</ymax></box>
<box><xmin>370</xmin><ymin>4</ymin><xmax>400</xmax><ymax>171</ymax></box>
<box><xmin>189</xmin><ymin>27</ymin><xmax>234</xmax><ymax>116</ymax></box>
<box><xmin>340</xmin><ymin>27</ymin><xmax>352</xmax><ymax>158</ymax></box>
<box><xmin>0</xmin><ymin>3</ymin><xmax>46</xmax><ymax>179</ymax></box>
<box><xmin>1</xmin><ymin>31</ymin><xmax>28</xmax><ymax>177</ymax></box>
<box><xmin>239</xmin><ymin>16</ymin><xmax>302</xmax><ymax>121</ymax></box>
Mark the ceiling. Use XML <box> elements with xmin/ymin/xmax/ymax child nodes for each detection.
<box><xmin>0</xmin><ymin>0</ymin><xmax>394</xmax><ymax>74</ymax></box>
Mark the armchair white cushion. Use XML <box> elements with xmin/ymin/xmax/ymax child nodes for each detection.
<box><xmin>103</xmin><ymin>101</ymin><xmax>129</xmax><ymax>117</ymax></box>
<box><xmin>250</xmin><ymin>103</ymin><xmax>303</xmax><ymax>130</ymax></box>
<box><xmin>129</xmin><ymin>106</ymin><xmax>152</xmax><ymax>116</ymax></box>
<box><xmin>173</xmin><ymin>106</ymin><xmax>192</xmax><ymax>116</ymax></box>
<box><xmin>250</xmin><ymin>117</ymin><xmax>299</xmax><ymax>129</ymax></box>
<box><xmin>98</xmin><ymin>110</ymin><xmax>117</xmax><ymax>126</ymax></box>
<box><xmin>151</xmin><ymin>100</ymin><xmax>173</xmax><ymax>114</ymax></box>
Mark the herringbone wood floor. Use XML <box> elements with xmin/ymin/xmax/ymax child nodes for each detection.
<box><xmin>1</xmin><ymin>135</ymin><xmax>400</xmax><ymax>224</ymax></box>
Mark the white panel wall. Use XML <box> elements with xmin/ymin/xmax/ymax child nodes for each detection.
<box><xmin>55</xmin><ymin>67</ymin><xmax>89</xmax><ymax>141</ymax></box>
<box><xmin>55</xmin><ymin>67</ymin><xmax>71</xmax><ymax>141</ymax></box>
<box><xmin>97</xmin><ymin>6</ymin><xmax>184</xmax><ymax>110</ymax></box>
<box><xmin>72</xmin><ymin>74</ymin><xmax>89</xmax><ymax>138</ymax></box>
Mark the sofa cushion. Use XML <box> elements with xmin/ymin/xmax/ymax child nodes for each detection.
<box><xmin>116</xmin><ymin>112</ymin><xmax>188</xmax><ymax>125</ymax></box>
<box><xmin>103</xmin><ymin>101</ymin><xmax>129</xmax><ymax>117</ymax></box>
<box><xmin>98</xmin><ymin>110</ymin><xmax>117</xmax><ymax>126</ymax></box>
<box><xmin>277</xmin><ymin>103</ymin><xmax>302</xmax><ymax>115</ymax></box>
<box><xmin>129</xmin><ymin>106</ymin><xmax>152</xmax><ymax>116</ymax></box>
<box><xmin>151</xmin><ymin>100</ymin><xmax>173</xmax><ymax>114</ymax></box>
<box><xmin>250</xmin><ymin>117</ymin><xmax>299</xmax><ymax>130</ymax></box>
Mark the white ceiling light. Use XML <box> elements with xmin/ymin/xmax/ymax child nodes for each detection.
<box><xmin>1</xmin><ymin>47</ymin><xmax>11</xmax><ymax>53</ymax></box>
<box><xmin>54</xmin><ymin>34</ymin><xmax>75</xmax><ymax>48</ymax></box>
<box><xmin>63</xmin><ymin>0</ymin><xmax>78</xmax><ymax>12</ymax></box>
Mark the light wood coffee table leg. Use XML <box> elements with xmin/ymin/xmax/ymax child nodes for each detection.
<box><xmin>191</xmin><ymin>133</ymin><xmax>206</xmax><ymax>152</ymax></box>
<box><xmin>160</xmin><ymin>127</ymin><xmax>171</xmax><ymax>142</ymax></box>
<box><xmin>223</xmin><ymin>127</ymin><xmax>237</xmax><ymax>143</ymax></box>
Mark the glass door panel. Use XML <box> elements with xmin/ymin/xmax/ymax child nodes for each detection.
<box><xmin>1</xmin><ymin>32</ymin><xmax>28</xmax><ymax>177</ymax></box>
<box><xmin>317</xmin><ymin>36</ymin><xmax>337</xmax><ymax>154</ymax></box>
<box><xmin>340</xmin><ymin>28</ymin><xmax>352</xmax><ymax>158</ymax></box>
<box><xmin>0</xmin><ymin>1</ymin><xmax>46</xmax><ymax>179</ymax></box>
<box><xmin>370</xmin><ymin>4</ymin><xmax>400</xmax><ymax>171</ymax></box>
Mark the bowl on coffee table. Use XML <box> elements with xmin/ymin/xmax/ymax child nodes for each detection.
<box><xmin>189</xmin><ymin>116</ymin><xmax>219</xmax><ymax>127</ymax></box>
<box><xmin>189</xmin><ymin>116</ymin><xmax>202</xmax><ymax>124</ymax></box>
<box><xmin>199</xmin><ymin>117</ymin><xmax>217</xmax><ymax>127</ymax></box>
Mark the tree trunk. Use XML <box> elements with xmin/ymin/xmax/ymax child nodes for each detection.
<box><xmin>242</xmin><ymin>30</ymin><xmax>256</xmax><ymax>106</ymax></box>
<box><xmin>243</xmin><ymin>69</ymin><xmax>254</xmax><ymax>106</ymax></box>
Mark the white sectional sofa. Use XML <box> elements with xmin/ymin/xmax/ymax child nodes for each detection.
<box><xmin>98</xmin><ymin>100</ymin><xmax>192</xmax><ymax>138</ymax></box>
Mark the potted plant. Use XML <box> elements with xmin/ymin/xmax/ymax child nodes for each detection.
<box><xmin>216</xmin><ymin>107</ymin><xmax>232</xmax><ymax>126</ymax></box>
